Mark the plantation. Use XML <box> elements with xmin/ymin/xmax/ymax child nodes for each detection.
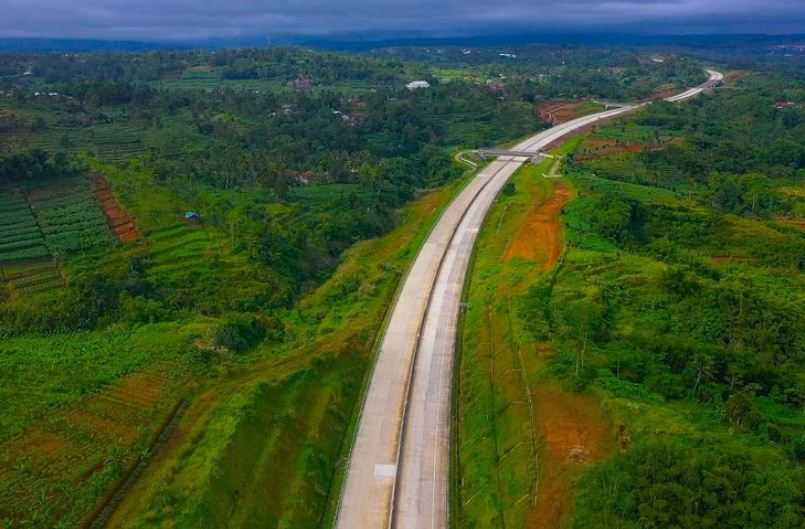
<box><xmin>0</xmin><ymin>189</ymin><xmax>49</xmax><ymax>262</ymax></box>
<box><xmin>25</xmin><ymin>176</ymin><xmax>113</xmax><ymax>254</ymax></box>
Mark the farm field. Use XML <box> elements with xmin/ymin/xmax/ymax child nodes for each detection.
<box><xmin>537</xmin><ymin>100</ymin><xmax>604</xmax><ymax>125</ymax></box>
<box><xmin>0</xmin><ymin>187</ymin><xmax>63</xmax><ymax>296</ymax></box>
<box><xmin>25</xmin><ymin>176</ymin><xmax>114</xmax><ymax>255</ymax></box>
<box><xmin>5</xmin><ymin>122</ymin><xmax>146</xmax><ymax>165</ymax></box>
<box><xmin>0</xmin><ymin>324</ymin><xmax>200</xmax><ymax>529</ymax></box>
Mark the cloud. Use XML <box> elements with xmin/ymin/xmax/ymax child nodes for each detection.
<box><xmin>1</xmin><ymin>0</ymin><xmax>803</xmax><ymax>40</ymax></box>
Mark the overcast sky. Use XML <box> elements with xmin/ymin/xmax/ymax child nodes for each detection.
<box><xmin>2</xmin><ymin>0</ymin><xmax>804</xmax><ymax>41</ymax></box>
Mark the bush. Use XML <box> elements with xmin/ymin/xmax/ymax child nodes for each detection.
<box><xmin>213</xmin><ymin>314</ymin><xmax>267</xmax><ymax>353</ymax></box>
<box><xmin>574</xmin><ymin>437</ymin><xmax>805</xmax><ymax>529</ymax></box>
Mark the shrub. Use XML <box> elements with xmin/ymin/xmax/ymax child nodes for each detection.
<box><xmin>213</xmin><ymin>314</ymin><xmax>267</xmax><ymax>353</ymax></box>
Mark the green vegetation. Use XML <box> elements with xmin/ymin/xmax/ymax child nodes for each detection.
<box><xmin>108</xmin><ymin>171</ymin><xmax>473</xmax><ymax>529</ymax></box>
<box><xmin>456</xmin><ymin>69</ymin><xmax>805</xmax><ymax>529</ymax></box>
<box><xmin>3</xmin><ymin>41</ymin><xmax>801</xmax><ymax>529</ymax></box>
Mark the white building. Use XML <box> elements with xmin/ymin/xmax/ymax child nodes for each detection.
<box><xmin>406</xmin><ymin>80</ymin><xmax>431</xmax><ymax>90</ymax></box>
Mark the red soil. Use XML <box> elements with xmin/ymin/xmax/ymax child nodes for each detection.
<box><xmin>576</xmin><ymin>138</ymin><xmax>647</xmax><ymax>161</ymax></box>
<box><xmin>537</xmin><ymin>101</ymin><xmax>588</xmax><ymax>125</ymax></box>
<box><xmin>505</xmin><ymin>183</ymin><xmax>572</xmax><ymax>269</ymax></box>
<box><xmin>527</xmin><ymin>382</ymin><xmax>615</xmax><ymax>529</ymax></box>
<box><xmin>90</xmin><ymin>175</ymin><xmax>140</xmax><ymax>243</ymax></box>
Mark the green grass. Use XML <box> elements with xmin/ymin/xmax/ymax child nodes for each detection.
<box><xmin>112</xmin><ymin>166</ymin><xmax>477</xmax><ymax>529</ymax></box>
<box><xmin>456</xmin><ymin>156</ymin><xmax>557</xmax><ymax>529</ymax></box>
<box><xmin>0</xmin><ymin>323</ymin><xmax>200</xmax><ymax>443</ymax></box>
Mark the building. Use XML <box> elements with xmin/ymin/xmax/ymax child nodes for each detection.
<box><xmin>406</xmin><ymin>80</ymin><xmax>430</xmax><ymax>90</ymax></box>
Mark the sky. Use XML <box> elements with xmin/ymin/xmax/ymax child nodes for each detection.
<box><xmin>2</xmin><ymin>0</ymin><xmax>805</xmax><ymax>41</ymax></box>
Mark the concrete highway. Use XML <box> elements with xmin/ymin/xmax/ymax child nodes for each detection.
<box><xmin>334</xmin><ymin>70</ymin><xmax>722</xmax><ymax>529</ymax></box>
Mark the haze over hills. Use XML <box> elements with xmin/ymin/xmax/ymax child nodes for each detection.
<box><xmin>2</xmin><ymin>33</ymin><xmax>805</xmax><ymax>52</ymax></box>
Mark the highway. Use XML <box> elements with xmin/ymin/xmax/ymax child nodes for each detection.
<box><xmin>334</xmin><ymin>70</ymin><xmax>722</xmax><ymax>529</ymax></box>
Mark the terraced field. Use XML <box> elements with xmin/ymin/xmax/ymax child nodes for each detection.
<box><xmin>0</xmin><ymin>188</ymin><xmax>64</xmax><ymax>295</ymax></box>
<box><xmin>0</xmin><ymin>188</ymin><xmax>49</xmax><ymax>261</ymax></box>
<box><xmin>15</xmin><ymin>123</ymin><xmax>146</xmax><ymax>164</ymax></box>
<box><xmin>146</xmin><ymin>223</ymin><xmax>220</xmax><ymax>276</ymax></box>
<box><xmin>91</xmin><ymin>174</ymin><xmax>140</xmax><ymax>243</ymax></box>
<box><xmin>26</xmin><ymin>177</ymin><xmax>114</xmax><ymax>255</ymax></box>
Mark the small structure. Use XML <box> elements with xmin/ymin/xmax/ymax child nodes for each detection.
<box><xmin>406</xmin><ymin>80</ymin><xmax>430</xmax><ymax>90</ymax></box>
<box><xmin>184</xmin><ymin>211</ymin><xmax>201</xmax><ymax>222</ymax></box>
<box><xmin>775</xmin><ymin>101</ymin><xmax>796</xmax><ymax>110</ymax></box>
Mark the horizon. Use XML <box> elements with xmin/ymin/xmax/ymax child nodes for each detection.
<box><xmin>2</xmin><ymin>0</ymin><xmax>804</xmax><ymax>43</ymax></box>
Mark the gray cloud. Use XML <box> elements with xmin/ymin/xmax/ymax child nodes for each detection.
<box><xmin>1</xmin><ymin>0</ymin><xmax>804</xmax><ymax>40</ymax></box>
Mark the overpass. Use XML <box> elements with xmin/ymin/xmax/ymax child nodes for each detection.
<box><xmin>472</xmin><ymin>148</ymin><xmax>557</xmax><ymax>162</ymax></box>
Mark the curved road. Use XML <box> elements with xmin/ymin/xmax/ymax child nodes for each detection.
<box><xmin>335</xmin><ymin>70</ymin><xmax>722</xmax><ymax>529</ymax></box>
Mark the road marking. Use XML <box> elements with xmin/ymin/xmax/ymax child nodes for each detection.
<box><xmin>375</xmin><ymin>464</ymin><xmax>397</xmax><ymax>479</ymax></box>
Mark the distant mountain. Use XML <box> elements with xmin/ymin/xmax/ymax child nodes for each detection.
<box><xmin>0</xmin><ymin>38</ymin><xmax>185</xmax><ymax>52</ymax></box>
<box><xmin>296</xmin><ymin>32</ymin><xmax>805</xmax><ymax>51</ymax></box>
<box><xmin>0</xmin><ymin>33</ymin><xmax>803</xmax><ymax>53</ymax></box>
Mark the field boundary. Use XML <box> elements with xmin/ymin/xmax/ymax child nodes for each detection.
<box><xmin>82</xmin><ymin>398</ymin><xmax>189</xmax><ymax>529</ymax></box>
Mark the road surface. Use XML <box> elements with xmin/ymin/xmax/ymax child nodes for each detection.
<box><xmin>334</xmin><ymin>70</ymin><xmax>722</xmax><ymax>529</ymax></box>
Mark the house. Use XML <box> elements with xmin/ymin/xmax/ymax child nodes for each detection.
<box><xmin>775</xmin><ymin>101</ymin><xmax>796</xmax><ymax>109</ymax></box>
<box><xmin>288</xmin><ymin>76</ymin><xmax>313</xmax><ymax>91</ymax></box>
<box><xmin>406</xmin><ymin>80</ymin><xmax>430</xmax><ymax>90</ymax></box>
<box><xmin>184</xmin><ymin>211</ymin><xmax>201</xmax><ymax>222</ymax></box>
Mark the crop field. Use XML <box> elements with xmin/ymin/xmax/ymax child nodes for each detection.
<box><xmin>0</xmin><ymin>324</ymin><xmax>199</xmax><ymax>529</ymax></box>
<box><xmin>11</xmin><ymin>123</ymin><xmax>146</xmax><ymax>164</ymax></box>
<box><xmin>25</xmin><ymin>177</ymin><xmax>114</xmax><ymax>255</ymax></box>
<box><xmin>146</xmin><ymin>223</ymin><xmax>223</xmax><ymax>276</ymax></box>
<box><xmin>0</xmin><ymin>188</ymin><xmax>64</xmax><ymax>296</ymax></box>
<box><xmin>0</xmin><ymin>188</ymin><xmax>49</xmax><ymax>262</ymax></box>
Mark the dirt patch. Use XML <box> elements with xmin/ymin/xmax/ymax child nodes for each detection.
<box><xmin>777</xmin><ymin>218</ymin><xmax>805</xmax><ymax>231</ymax></box>
<box><xmin>527</xmin><ymin>382</ymin><xmax>615</xmax><ymax>529</ymax></box>
<box><xmin>710</xmin><ymin>255</ymin><xmax>756</xmax><ymax>265</ymax></box>
<box><xmin>537</xmin><ymin>101</ymin><xmax>589</xmax><ymax>125</ymax></box>
<box><xmin>504</xmin><ymin>182</ymin><xmax>572</xmax><ymax>269</ymax></box>
<box><xmin>90</xmin><ymin>175</ymin><xmax>140</xmax><ymax>243</ymax></box>
<box><xmin>643</xmin><ymin>88</ymin><xmax>678</xmax><ymax>102</ymax></box>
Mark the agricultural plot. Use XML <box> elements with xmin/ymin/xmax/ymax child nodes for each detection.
<box><xmin>146</xmin><ymin>223</ymin><xmax>219</xmax><ymax>276</ymax></box>
<box><xmin>91</xmin><ymin>174</ymin><xmax>140</xmax><ymax>243</ymax></box>
<box><xmin>0</xmin><ymin>188</ymin><xmax>49</xmax><ymax>262</ymax></box>
<box><xmin>145</xmin><ymin>222</ymin><xmax>258</xmax><ymax>292</ymax></box>
<box><xmin>0</xmin><ymin>188</ymin><xmax>64</xmax><ymax>295</ymax></box>
<box><xmin>15</xmin><ymin>123</ymin><xmax>146</xmax><ymax>164</ymax></box>
<box><xmin>25</xmin><ymin>177</ymin><xmax>114</xmax><ymax>255</ymax></box>
<box><xmin>0</xmin><ymin>355</ymin><xmax>187</xmax><ymax>528</ymax></box>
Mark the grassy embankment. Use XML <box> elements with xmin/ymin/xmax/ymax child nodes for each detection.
<box><xmin>100</xmin><ymin>164</ymin><xmax>478</xmax><ymax>529</ymax></box>
<box><xmin>455</xmin><ymin>136</ymin><xmax>614</xmax><ymax>529</ymax></box>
